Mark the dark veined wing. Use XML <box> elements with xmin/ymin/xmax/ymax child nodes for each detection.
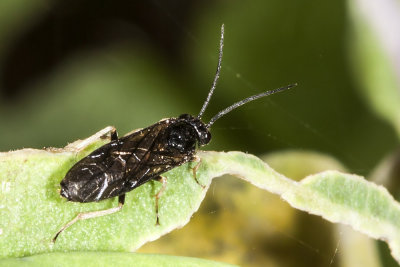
<box><xmin>61</xmin><ymin>119</ymin><xmax>183</xmax><ymax>203</ymax></box>
<box><xmin>123</xmin><ymin>121</ymin><xmax>195</xmax><ymax>189</ymax></box>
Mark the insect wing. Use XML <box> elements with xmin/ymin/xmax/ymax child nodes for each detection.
<box><xmin>123</xmin><ymin>122</ymin><xmax>195</xmax><ymax>189</ymax></box>
<box><xmin>61</xmin><ymin>121</ymin><xmax>167</xmax><ymax>202</ymax></box>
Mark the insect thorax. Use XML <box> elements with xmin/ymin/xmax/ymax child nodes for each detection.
<box><xmin>165</xmin><ymin>114</ymin><xmax>211</xmax><ymax>154</ymax></box>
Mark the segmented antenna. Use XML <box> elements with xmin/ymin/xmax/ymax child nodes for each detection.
<box><xmin>206</xmin><ymin>83</ymin><xmax>298</xmax><ymax>128</ymax></box>
<box><xmin>198</xmin><ymin>24</ymin><xmax>224</xmax><ymax>119</ymax></box>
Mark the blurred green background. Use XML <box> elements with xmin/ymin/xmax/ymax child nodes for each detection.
<box><xmin>1</xmin><ymin>0</ymin><xmax>399</xmax><ymax>266</ymax></box>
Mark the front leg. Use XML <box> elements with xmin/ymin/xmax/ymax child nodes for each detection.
<box><xmin>191</xmin><ymin>155</ymin><xmax>205</xmax><ymax>189</ymax></box>
<box><xmin>153</xmin><ymin>176</ymin><xmax>167</xmax><ymax>225</ymax></box>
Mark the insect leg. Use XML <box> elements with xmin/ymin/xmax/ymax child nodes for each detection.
<box><xmin>191</xmin><ymin>156</ymin><xmax>205</xmax><ymax>188</ymax></box>
<box><xmin>52</xmin><ymin>194</ymin><xmax>125</xmax><ymax>242</ymax></box>
<box><xmin>111</xmin><ymin>128</ymin><xmax>118</xmax><ymax>141</ymax></box>
<box><xmin>154</xmin><ymin>176</ymin><xmax>167</xmax><ymax>225</ymax></box>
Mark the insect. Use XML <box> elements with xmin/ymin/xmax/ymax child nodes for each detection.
<box><xmin>52</xmin><ymin>24</ymin><xmax>297</xmax><ymax>242</ymax></box>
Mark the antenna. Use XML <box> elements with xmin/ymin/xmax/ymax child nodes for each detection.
<box><xmin>206</xmin><ymin>83</ymin><xmax>297</xmax><ymax>128</ymax></box>
<box><xmin>198</xmin><ymin>24</ymin><xmax>224</xmax><ymax>119</ymax></box>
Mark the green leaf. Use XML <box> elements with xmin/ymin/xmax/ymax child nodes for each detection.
<box><xmin>264</xmin><ymin>151</ymin><xmax>382</xmax><ymax>267</ymax></box>
<box><xmin>201</xmin><ymin>151</ymin><xmax>400</xmax><ymax>264</ymax></box>
<box><xmin>1</xmin><ymin>127</ymin><xmax>400</xmax><ymax>265</ymax></box>
<box><xmin>0</xmin><ymin>126</ymin><xmax>212</xmax><ymax>258</ymax></box>
<box><xmin>0</xmin><ymin>252</ymin><xmax>238</xmax><ymax>267</ymax></box>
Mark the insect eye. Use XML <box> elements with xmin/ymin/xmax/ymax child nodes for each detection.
<box><xmin>199</xmin><ymin>131</ymin><xmax>211</xmax><ymax>145</ymax></box>
<box><xmin>196</xmin><ymin>125</ymin><xmax>211</xmax><ymax>146</ymax></box>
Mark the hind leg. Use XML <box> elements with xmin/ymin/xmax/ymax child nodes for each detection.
<box><xmin>52</xmin><ymin>194</ymin><xmax>125</xmax><ymax>242</ymax></box>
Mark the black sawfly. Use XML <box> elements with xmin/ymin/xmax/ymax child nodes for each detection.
<box><xmin>52</xmin><ymin>24</ymin><xmax>297</xmax><ymax>242</ymax></box>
